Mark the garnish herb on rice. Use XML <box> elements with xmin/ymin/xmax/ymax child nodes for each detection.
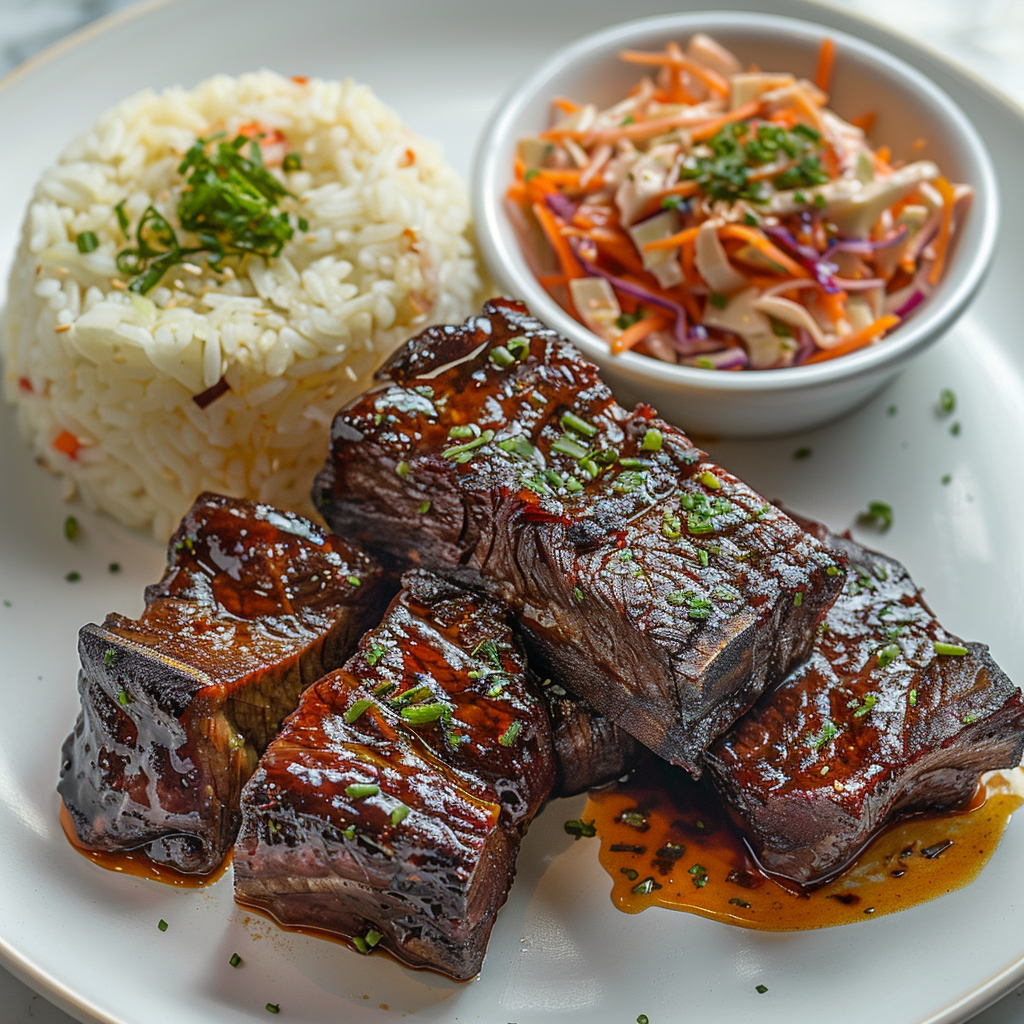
<box><xmin>509</xmin><ymin>34</ymin><xmax>971</xmax><ymax>371</ymax></box>
<box><xmin>116</xmin><ymin>133</ymin><xmax>307</xmax><ymax>293</ymax></box>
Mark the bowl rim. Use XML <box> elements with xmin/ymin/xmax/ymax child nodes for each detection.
<box><xmin>471</xmin><ymin>9</ymin><xmax>1001</xmax><ymax>396</ymax></box>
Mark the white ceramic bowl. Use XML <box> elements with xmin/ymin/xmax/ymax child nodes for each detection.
<box><xmin>472</xmin><ymin>11</ymin><xmax>999</xmax><ymax>438</ymax></box>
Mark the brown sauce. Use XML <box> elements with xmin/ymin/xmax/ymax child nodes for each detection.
<box><xmin>583</xmin><ymin>761</ymin><xmax>1024</xmax><ymax>930</ymax></box>
<box><xmin>60</xmin><ymin>802</ymin><xmax>230</xmax><ymax>888</ymax></box>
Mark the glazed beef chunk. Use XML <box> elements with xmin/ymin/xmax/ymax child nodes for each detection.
<box><xmin>313</xmin><ymin>298</ymin><xmax>845</xmax><ymax>774</ymax></box>
<box><xmin>233</xmin><ymin>570</ymin><xmax>555</xmax><ymax>980</ymax></box>
<box><xmin>58</xmin><ymin>493</ymin><xmax>387</xmax><ymax>874</ymax></box>
<box><xmin>706</xmin><ymin>515</ymin><xmax>1024</xmax><ymax>888</ymax></box>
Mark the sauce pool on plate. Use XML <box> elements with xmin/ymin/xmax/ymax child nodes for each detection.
<box><xmin>583</xmin><ymin>758</ymin><xmax>1024</xmax><ymax>929</ymax></box>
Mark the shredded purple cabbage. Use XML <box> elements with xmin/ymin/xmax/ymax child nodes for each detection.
<box><xmin>763</xmin><ymin>226</ymin><xmax>841</xmax><ymax>293</ymax></box>
<box><xmin>569</xmin><ymin>237</ymin><xmax>688</xmax><ymax>344</ymax></box>
<box><xmin>826</xmin><ymin>225</ymin><xmax>908</xmax><ymax>257</ymax></box>
<box><xmin>686</xmin><ymin>347</ymin><xmax>749</xmax><ymax>370</ymax></box>
<box><xmin>893</xmin><ymin>289</ymin><xmax>926</xmax><ymax>319</ymax></box>
<box><xmin>544</xmin><ymin>192</ymin><xmax>578</xmax><ymax>223</ymax></box>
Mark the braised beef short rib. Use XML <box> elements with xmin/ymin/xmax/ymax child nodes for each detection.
<box><xmin>233</xmin><ymin>570</ymin><xmax>554</xmax><ymax>979</ymax></box>
<box><xmin>707</xmin><ymin>515</ymin><xmax>1024</xmax><ymax>887</ymax></box>
<box><xmin>58</xmin><ymin>493</ymin><xmax>387</xmax><ymax>874</ymax></box>
<box><xmin>313</xmin><ymin>298</ymin><xmax>846</xmax><ymax>774</ymax></box>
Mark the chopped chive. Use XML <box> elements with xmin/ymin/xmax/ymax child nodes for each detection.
<box><xmin>565</xmin><ymin>476</ymin><xmax>583</xmax><ymax>493</ymax></box>
<box><xmin>229</xmin><ymin>953</ymin><xmax>242</xmax><ymax>967</ymax></box>
<box><xmin>687</xmin><ymin>864</ymin><xmax>708</xmax><ymax>888</ymax></box>
<box><xmin>499</xmin><ymin>720</ymin><xmax>522</xmax><ymax>746</ymax></box>
<box><xmin>728</xmin><ymin>897</ymin><xmax>751</xmax><ymax>908</ymax></box>
<box><xmin>941</xmin><ymin>474</ymin><xmax>952</xmax><ymax>485</ymax></box>
<box><xmin>808</xmin><ymin>720</ymin><xmax>839</xmax><ymax>751</ymax></box>
<box><xmin>282</xmin><ymin>152</ymin><xmax>302</xmax><ymax>171</ymax></box>
<box><xmin>449</xmin><ymin>425</ymin><xmax>477</xmax><ymax>438</ymax></box>
<box><xmin>934</xmin><ymin>641</ymin><xmax>968</xmax><ymax>656</ymax></box>
<box><xmin>395</xmin><ymin>460</ymin><xmax>411</xmax><ymax>479</ymax></box>
<box><xmin>343</xmin><ymin>699</ymin><xmax>373</xmax><ymax>724</ymax></box>
<box><xmin>498</xmin><ymin>436</ymin><xmax>535</xmax><ymax>459</ymax></box>
<box><xmin>641</xmin><ymin>428</ymin><xmax>663</xmax><ymax>451</ymax></box>
<box><xmin>265</xmin><ymin>1003</ymin><xmax>280</xmax><ymax>1014</ymax></box>
<box><xmin>699</xmin><ymin>549</ymin><xmax>709</xmax><ymax>567</ymax></box>
<box><xmin>352</xmin><ymin>936</ymin><xmax>369</xmax><ymax>953</ymax></box>
<box><xmin>346</xmin><ymin>575</ymin><xmax>362</xmax><ymax>586</ymax></box>
<box><xmin>826</xmin><ymin>565</ymin><xmax>841</xmax><ymax>576</ymax></box>
<box><xmin>108</xmin><ymin>562</ymin><xmax>121</xmax><ymax>573</ymax></box>
<box><xmin>364</xmin><ymin>929</ymin><xmax>382</xmax><ymax>948</ymax></box>
<box><xmin>400</xmin><ymin>702</ymin><xmax>449</xmax><ymax>725</ymax></box>
<box><xmin>416</xmin><ymin>499</ymin><xmax>431</xmax><ymax>515</ymax></box>
<box><xmin>365</xmin><ymin>644</ymin><xmax>386</xmax><ymax>667</ymax></box>
<box><xmin>793</xmin><ymin>447</ymin><xmax>812</xmax><ymax>460</ymax></box>
<box><xmin>76</xmin><ymin>231</ymin><xmax>99</xmax><ymax>254</ymax></box>
<box><xmin>103</xmin><ymin>649</ymin><xmax>116</xmax><ymax>667</ymax></box>
<box><xmin>564</xmin><ymin>818</ymin><xmax>597</xmax><ymax>840</ymax></box>
<box><xmin>561</xmin><ymin>411</ymin><xmax>598</xmax><ymax>437</ymax></box>
<box><xmin>962</xmin><ymin>712</ymin><xmax>979</xmax><ymax>724</ymax></box>
<box><xmin>756</xmin><ymin>984</ymin><xmax>768</xmax><ymax>995</ymax></box>
<box><xmin>65</xmin><ymin>571</ymin><xmax>81</xmax><ymax>583</ymax></box>
<box><xmin>395</xmin><ymin>683</ymin><xmax>433</xmax><ymax>705</ymax></box>
<box><xmin>950</xmin><ymin>421</ymin><xmax>961</xmax><ymax>436</ymax></box>
<box><xmin>114</xmin><ymin>200</ymin><xmax>129</xmax><ymax>237</ymax></box>
<box><xmin>908</xmin><ymin>689</ymin><xmax>917</xmax><ymax>706</ymax></box>
<box><xmin>939</xmin><ymin>388</ymin><xmax>956</xmax><ymax>415</ymax></box>
<box><xmin>637</xmin><ymin>1016</ymin><xmax>650</xmax><ymax>1024</ymax></box>
<box><xmin>621</xmin><ymin>867</ymin><xmax>639</xmax><ymax>880</ymax></box>
<box><xmin>390</xmin><ymin>805</ymin><xmax>410</xmax><ymax>826</ymax></box>
<box><xmin>794</xmin><ymin>592</ymin><xmax>803</xmax><ymax>607</ymax></box>
<box><xmin>158</xmin><ymin>919</ymin><xmax>168</xmax><ymax>932</ymax></box>
<box><xmin>888</xmin><ymin>404</ymin><xmax>897</xmax><ymax>416</ymax></box>
<box><xmin>117</xmin><ymin>689</ymin><xmax>130</xmax><ymax>706</ymax></box>
<box><xmin>489</xmin><ymin>345</ymin><xmax>515</xmax><ymax>369</ymax></box>
<box><xmin>852</xmin><ymin>693</ymin><xmax>878</xmax><ymax>718</ymax></box>
<box><xmin>697</xmin><ymin>471</ymin><xmax>722</xmax><ymax>490</ymax></box>
<box><xmin>345</xmin><ymin>783</ymin><xmax>379</xmax><ymax>800</ymax></box>
<box><xmin>572</xmin><ymin>586</ymin><xmax>584</xmax><ymax>603</ymax></box>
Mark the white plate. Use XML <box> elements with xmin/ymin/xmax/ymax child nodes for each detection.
<box><xmin>1</xmin><ymin>2</ymin><xmax>1023</xmax><ymax>1023</ymax></box>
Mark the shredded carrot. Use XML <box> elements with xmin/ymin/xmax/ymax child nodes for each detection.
<box><xmin>552</xmin><ymin>97</ymin><xmax>580</xmax><ymax>114</ymax></box>
<box><xmin>290</xmin><ymin>75</ymin><xmax>308</xmax><ymax>86</ymax></box>
<box><xmin>689</xmin><ymin>100</ymin><xmax>762</xmax><ymax>142</ymax></box>
<box><xmin>803</xmin><ymin>315</ymin><xmax>900</xmax><ymax>364</ymax></box>
<box><xmin>849</xmin><ymin>111</ymin><xmax>877</xmax><ymax>134</ymax></box>
<box><xmin>529</xmin><ymin>169</ymin><xmax>582</xmax><ymax>187</ymax></box>
<box><xmin>814</xmin><ymin>38</ymin><xmax>836</xmax><ymax>93</ymax></box>
<box><xmin>537</xmin><ymin>273</ymin><xmax>570</xmax><ymax>288</ymax></box>
<box><xmin>818</xmin><ymin>288</ymin><xmax>849</xmax><ymax>326</ymax></box>
<box><xmin>718</xmin><ymin>225</ymin><xmax>810</xmax><ymax>279</ymax></box>
<box><xmin>53</xmin><ymin>430</ymin><xmax>82</xmax><ymax>459</ymax></box>
<box><xmin>531</xmin><ymin>202</ymin><xmax>584</xmax><ymax>284</ymax></box>
<box><xmin>876</xmin><ymin>145</ymin><xmax>892</xmax><ymax>169</ymax></box>
<box><xmin>618</xmin><ymin>48</ymin><xmax>730</xmax><ymax>98</ymax></box>
<box><xmin>928</xmin><ymin>176</ymin><xmax>956</xmax><ymax>287</ymax></box>
<box><xmin>506</xmin><ymin>181</ymin><xmax>527</xmax><ymax>205</ymax></box>
<box><xmin>643</xmin><ymin>225</ymin><xmax>702</xmax><ymax>254</ymax></box>
<box><xmin>611</xmin><ymin>312</ymin><xmax>672</xmax><ymax>355</ymax></box>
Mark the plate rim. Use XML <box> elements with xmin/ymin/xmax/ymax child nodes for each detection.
<box><xmin>1</xmin><ymin>2</ymin><xmax>1023</xmax><ymax>1022</ymax></box>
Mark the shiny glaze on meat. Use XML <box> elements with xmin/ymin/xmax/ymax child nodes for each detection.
<box><xmin>706</xmin><ymin>516</ymin><xmax>1024</xmax><ymax>886</ymax></box>
<box><xmin>313</xmin><ymin>299</ymin><xmax>846</xmax><ymax>774</ymax></box>
<box><xmin>58</xmin><ymin>493</ymin><xmax>387</xmax><ymax>875</ymax></box>
<box><xmin>233</xmin><ymin>570</ymin><xmax>555</xmax><ymax>980</ymax></box>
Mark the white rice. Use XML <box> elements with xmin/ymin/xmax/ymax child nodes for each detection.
<box><xmin>2</xmin><ymin>70</ymin><xmax>481</xmax><ymax>539</ymax></box>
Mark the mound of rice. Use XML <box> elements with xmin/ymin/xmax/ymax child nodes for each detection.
<box><xmin>2</xmin><ymin>70</ymin><xmax>481</xmax><ymax>539</ymax></box>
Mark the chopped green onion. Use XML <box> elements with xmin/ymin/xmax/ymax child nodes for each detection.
<box><xmin>344</xmin><ymin>699</ymin><xmax>373</xmax><ymax>724</ymax></box>
<box><xmin>448</xmin><ymin>425</ymin><xmax>477</xmax><ymax>438</ymax></box>
<box><xmin>390</xmin><ymin>805</ymin><xmax>410</xmax><ymax>826</ymax></box>
<box><xmin>697</xmin><ymin>471</ymin><xmax>722</xmax><ymax>490</ymax></box>
<box><xmin>346</xmin><ymin>575</ymin><xmax>362</xmax><ymax>586</ymax></box>
<box><xmin>939</xmin><ymin>388</ymin><xmax>956</xmax><ymax>414</ymax></box>
<box><xmin>345</xmin><ymin>783</ymin><xmax>379</xmax><ymax>800</ymax></box>
<box><xmin>229</xmin><ymin>953</ymin><xmax>242</xmax><ymax>967</ymax></box>
<box><xmin>114</xmin><ymin>200</ymin><xmax>130</xmax><ymax>237</ymax></box>
<box><xmin>962</xmin><ymin>712</ymin><xmax>979</xmax><ymax>724</ymax></box>
<box><xmin>65</xmin><ymin>571</ymin><xmax>81</xmax><ymax>583</ymax></box>
<box><xmin>416</xmin><ymin>500</ymin><xmax>431</xmax><ymax>515</ymax></box>
<box><xmin>158</xmin><ymin>919</ymin><xmax>168</xmax><ymax>932</ymax></box>
<box><xmin>857</xmin><ymin>501</ymin><xmax>893</xmax><ymax>532</ymax></box>
<box><xmin>117</xmin><ymin>689</ymin><xmax>130</xmax><ymax>707</ymax></box>
<box><xmin>708</xmin><ymin>292</ymin><xmax>727</xmax><ymax>309</ymax></box>
<box><xmin>688</xmin><ymin>864</ymin><xmax>708</xmax><ymax>888</ymax></box>
<box><xmin>641</xmin><ymin>428</ymin><xmax>663</xmax><ymax>451</ymax></box>
<box><xmin>108</xmin><ymin>562</ymin><xmax>121</xmax><ymax>573</ymax></box>
<box><xmin>400</xmin><ymin>702</ymin><xmax>450</xmax><ymax>725</ymax></box>
<box><xmin>941</xmin><ymin>474</ymin><xmax>952</xmax><ymax>486</ymax></box>
<box><xmin>551</xmin><ymin>435</ymin><xmax>589</xmax><ymax>459</ymax></box>
<box><xmin>442</xmin><ymin>429</ymin><xmax>494</xmax><ymax>460</ymax></box>
<box><xmin>564</xmin><ymin>818</ymin><xmax>597</xmax><ymax>840</ymax></box>
<box><xmin>728</xmin><ymin>897</ymin><xmax>751</xmax><ymax>909</ymax></box>
<box><xmin>572</xmin><ymin>586</ymin><xmax>584</xmax><ymax>603</ymax></box>
<box><xmin>395</xmin><ymin>460</ymin><xmax>411</xmax><ymax>479</ymax></box>
<box><xmin>364</xmin><ymin>929</ymin><xmax>382</xmax><ymax>948</ymax></box>
<box><xmin>794</xmin><ymin>592</ymin><xmax>803</xmax><ymax>607</ymax></box>
<box><xmin>507</xmin><ymin>335</ymin><xmax>531</xmax><ymax>359</ymax></box>
<box><xmin>489</xmin><ymin>345</ymin><xmax>515</xmax><ymax>369</ymax></box>
<box><xmin>793</xmin><ymin>447</ymin><xmax>812</xmax><ymax>460</ymax></box>
<box><xmin>909</xmin><ymin>689</ymin><xmax>917</xmax><ymax>706</ymax></box>
<box><xmin>499</xmin><ymin>720</ymin><xmax>522</xmax><ymax>746</ymax></box>
<box><xmin>76</xmin><ymin>231</ymin><xmax>99</xmax><ymax>254</ymax></box>
<box><xmin>808</xmin><ymin>720</ymin><xmax>839</xmax><ymax>751</ymax></box>
<box><xmin>934</xmin><ymin>641</ymin><xmax>968</xmax><ymax>656</ymax></box>
<box><xmin>498</xmin><ymin>436</ymin><xmax>535</xmax><ymax>459</ymax></box>
<box><xmin>631</xmin><ymin>877</ymin><xmax>662</xmax><ymax>895</ymax></box>
<box><xmin>698</xmin><ymin>549</ymin><xmax>709</xmax><ymax>567</ymax></box>
<box><xmin>103</xmin><ymin>649</ymin><xmax>116</xmax><ymax>667</ymax></box>
<box><xmin>266</xmin><ymin>1002</ymin><xmax>280</xmax><ymax>1014</ymax></box>
<box><xmin>826</xmin><ymin>565</ymin><xmax>841</xmax><ymax>577</ymax></box>
<box><xmin>282</xmin><ymin>152</ymin><xmax>302</xmax><ymax>171</ymax></box>
<box><xmin>876</xmin><ymin>643</ymin><xmax>901</xmax><ymax>669</ymax></box>
<box><xmin>756</xmin><ymin>984</ymin><xmax>768</xmax><ymax>995</ymax></box>
<box><xmin>365</xmin><ymin>644</ymin><xmax>386</xmax><ymax>667</ymax></box>
<box><xmin>852</xmin><ymin>693</ymin><xmax>878</xmax><ymax>719</ymax></box>
<box><xmin>950</xmin><ymin>421</ymin><xmax>961</xmax><ymax>436</ymax></box>
<box><xmin>351</xmin><ymin>936</ymin><xmax>369</xmax><ymax>953</ymax></box>
<box><xmin>561</xmin><ymin>411</ymin><xmax>598</xmax><ymax>437</ymax></box>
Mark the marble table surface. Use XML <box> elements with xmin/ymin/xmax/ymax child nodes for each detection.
<box><xmin>1</xmin><ymin>0</ymin><xmax>1023</xmax><ymax>1021</ymax></box>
